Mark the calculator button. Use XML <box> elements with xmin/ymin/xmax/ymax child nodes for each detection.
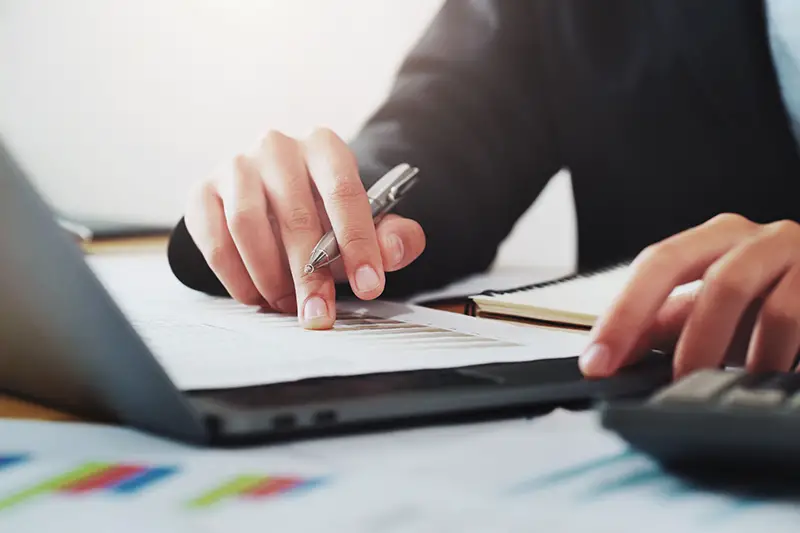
<box><xmin>719</xmin><ymin>387</ymin><xmax>786</xmax><ymax>407</ymax></box>
<box><xmin>649</xmin><ymin>369</ymin><xmax>743</xmax><ymax>404</ymax></box>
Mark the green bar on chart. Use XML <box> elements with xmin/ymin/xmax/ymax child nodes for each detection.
<box><xmin>187</xmin><ymin>475</ymin><xmax>265</xmax><ymax>508</ymax></box>
<box><xmin>0</xmin><ymin>462</ymin><xmax>111</xmax><ymax>512</ymax></box>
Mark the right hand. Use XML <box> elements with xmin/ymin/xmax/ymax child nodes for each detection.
<box><xmin>183</xmin><ymin>128</ymin><xmax>426</xmax><ymax>329</ymax></box>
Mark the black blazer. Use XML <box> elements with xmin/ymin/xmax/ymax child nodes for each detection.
<box><xmin>168</xmin><ymin>0</ymin><xmax>800</xmax><ymax>300</ymax></box>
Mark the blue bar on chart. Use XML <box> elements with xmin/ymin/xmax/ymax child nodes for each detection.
<box><xmin>0</xmin><ymin>455</ymin><xmax>28</xmax><ymax>471</ymax></box>
<box><xmin>110</xmin><ymin>466</ymin><xmax>178</xmax><ymax>494</ymax></box>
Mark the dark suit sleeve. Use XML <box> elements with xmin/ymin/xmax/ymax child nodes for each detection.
<box><xmin>168</xmin><ymin>0</ymin><xmax>561</xmax><ymax>299</ymax></box>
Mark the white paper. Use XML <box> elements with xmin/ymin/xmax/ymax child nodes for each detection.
<box><xmin>442</xmin><ymin>410</ymin><xmax>800</xmax><ymax>533</ymax></box>
<box><xmin>0</xmin><ymin>411</ymin><xmax>796</xmax><ymax>532</ymax></box>
<box><xmin>87</xmin><ymin>254</ymin><xmax>589</xmax><ymax>390</ymax></box>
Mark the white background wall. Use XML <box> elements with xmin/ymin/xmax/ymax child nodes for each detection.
<box><xmin>0</xmin><ymin>0</ymin><xmax>575</xmax><ymax>269</ymax></box>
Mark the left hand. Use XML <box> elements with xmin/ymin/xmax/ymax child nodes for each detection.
<box><xmin>579</xmin><ymin>213</ymin><xmax>800</xmax><ymax>378</ymax></box>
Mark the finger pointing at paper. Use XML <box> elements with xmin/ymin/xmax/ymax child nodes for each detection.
<box><xmin>184</xmin><ymin>128</ymin><xmax>426</xmax><ymax>330</ymax></box>
<box><xmin>579</xmin><ymin>213</ymin><xmax>800</xmax><ymax>378</ymax></box>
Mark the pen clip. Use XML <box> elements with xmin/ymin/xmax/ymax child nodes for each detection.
<box><xmin>387</xmin><ymin>167</ymin><xmax>419</xmax><ymax>203</ymax></box>
<box><xmin>367</xmin><ymin>164</ymin><xmax>420</xmax><ymax>218</ymax></box>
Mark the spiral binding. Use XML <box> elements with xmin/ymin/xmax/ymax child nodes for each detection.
<box><xmin>465</xmin><ymin>260</ymin><xmax>632</xmax><ymax>317</ymax></box>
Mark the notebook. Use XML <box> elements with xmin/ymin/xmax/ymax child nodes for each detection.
<box><xmin>468</xmin><ymin>263</ymin><xmax>700</xmax><ymax>328</ymax></box>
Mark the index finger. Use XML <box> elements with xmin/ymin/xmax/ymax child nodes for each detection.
<box><xmin>579</xmin><ymin>214</ymin><xmax>757</xmax><ymax>377</ymax></box>
<box><xmin>303</xmin><ymin>128</ymin><xmax>385</xmax><ymax>300</ymax></box>
<box><xmin>251</xmin><ymin>131</ymin><xmax>336</xmax><ymax>329</ymax></box>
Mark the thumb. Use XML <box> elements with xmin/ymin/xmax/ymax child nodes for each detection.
<box><xmin>375</xmin><ymin>214</ymin><xmax>426</xmax><ymax>272</ymax></box>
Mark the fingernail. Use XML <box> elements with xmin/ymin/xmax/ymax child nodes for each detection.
<box><xmin>579</xmin><ymin>343</ymin><xmax>612</xmax><ymax>376</ymax></box>
<box><xmin>387</xmin><ymin>234</ymin><xmax>404</xmax><ymax>267</ymax></box>
<box><xmin>354</xmin><ymin>265</ymin><xmax>380</xmax><ymax>293</ymax></box>
<box><xmin>302</xmin><ymin>296</ymin><xmax>329</xmax><ymax>328</ymax></box>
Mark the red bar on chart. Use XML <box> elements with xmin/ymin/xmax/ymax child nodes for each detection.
<box><xmin>59</xmin><ymin>465</ymin><xmax>146</xmax><ymax>493</ymax></box>
<box><xmin>242</xmin><ymin>477</ymin><xmax>302</xmax><ymax>498</ymax></box>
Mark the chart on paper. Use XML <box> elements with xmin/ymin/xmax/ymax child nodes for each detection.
<box><xmin>0</xmin><ymin>457</ymin><xmax>178</xmax><ymax>512</ymax></box>
<box><xmin>0</xmin><ymin>453</ymin><xmax>328</xmax><ymax>515</ymax></box>
<box><xmin>89</xmin><ymin>254</ymin><xmax>589</xmax><ymax>390</ymax></box>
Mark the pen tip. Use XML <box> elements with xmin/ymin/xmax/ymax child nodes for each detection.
<box><xmin>303</xmin><ymin>264</ymin><xmax>314</xmax><ymax>276</ymax></box>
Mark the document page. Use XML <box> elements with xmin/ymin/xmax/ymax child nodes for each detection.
<box><xmin>0</xmin><ymin>411</ymin><xmax>796</xmax><ymax>532</ymax></box>
<box><xmin>88</xmin><ymin>254</ymin><xmax>589</xmax><ymax>390</ymax></box>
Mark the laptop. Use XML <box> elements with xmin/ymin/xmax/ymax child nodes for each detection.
<box><xmin>0</xmin><ymin>139</ymin><xmax>673</xmax><ymax>445</ymax></box>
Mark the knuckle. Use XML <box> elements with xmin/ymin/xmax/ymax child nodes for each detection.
<box><xmin>191</xmin><ymin>179</ymin><xmax>217</xmax><ymax>204</ymax></box>
<box><xmin>327</xmin><ymin>175</ymin><xmax>363</xmax><ymax>206</ymax></box>
<box><xmin>259</xmin><ymin>129</ymin><xmax>289</xmax><ymax>150</ymax></box>
<box><xmin>232</xmin><ymin>153</ymin><xmax>250</xmax><ymax>170</ymax></box>
<box><xmin>206</xmin><ymin>243</ymin><xmax>231</xmax><ymax>271</ymax></box>
<box><xmin>703</xmin><ymin>263</ymin><xmax>748</xmax><ymax>302</ymax></box>
<box><xmin>231</xmin><ymin>154</ymin><xmax>253</xmax><ymax>181</ymax></box>
<box><xmin>708</xmin><ymin>212</ymin><xmax>752</xmax><ymax>230</ymax></box>
<box><xmin>766</xmin><ymin>219</ymin><xmax>800</xmax><ymax>239</ymax></box>
<box><xmin>309</xmin><ymin>126</ymin><xmax>337</xmax><ymax>143</ymax></box>
<box><xmin>282</xmin><ymin>167</ymin><xmax>307</xmax><ymax>194</ymax></box>
<box><xmin>227</xmin><ymin>204</ymin><xmax>261</xmax><ymax>234</ymax></box>
<box><xmin>634</xmin><ymin>241</ymin><xmax>680</xmax><ymax>271</ymax></box>
<box><xmin>337</xmin><ymin>226</ymin><xmax>373</xmax><ymax>256</ymax></box>
<box><xmin>633</xmin><ymin>243</ymin><xmax>660</xmax><ymax>266</ymax></box>
<box><xmin>281</xmin><ymin>206</ymin><xmax>317</xmax><ymax>234</ymax></box>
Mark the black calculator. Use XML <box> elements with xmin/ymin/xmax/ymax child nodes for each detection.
<box><xmin>600</xmin><ymin>368</ymin><xmax>800</xmax><ymax>474</ymax></box>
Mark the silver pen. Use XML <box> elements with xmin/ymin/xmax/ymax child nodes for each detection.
<box><xmin>303</xmin><ymin>163</ymin><xmax>420</xmax><ymax>275</ymax></box>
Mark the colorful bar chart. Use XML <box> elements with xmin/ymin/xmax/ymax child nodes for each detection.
<box><xmin>0</xmin><ymin>454</ymin><xmax>325</xmax><ymax>512</ymax></box>
<box><xmin>0</xmin><ymin>461</ymin><xmax>178</xmax><ymax>511</ymax></box>
<box><xmin>188</xmin><ymin>474</ymin><xmax>326</xmax><ymax>508</ymax></box>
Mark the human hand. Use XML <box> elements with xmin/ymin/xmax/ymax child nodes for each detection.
<box><xmin>579</xmin><ymin>213</ymin><xmax>800</xmax><ymax>378</ymax></box>
<box><xmin>183</xmin><ymin>128</ymin><xmax>426</xmax><ymax>329</ymax></box>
